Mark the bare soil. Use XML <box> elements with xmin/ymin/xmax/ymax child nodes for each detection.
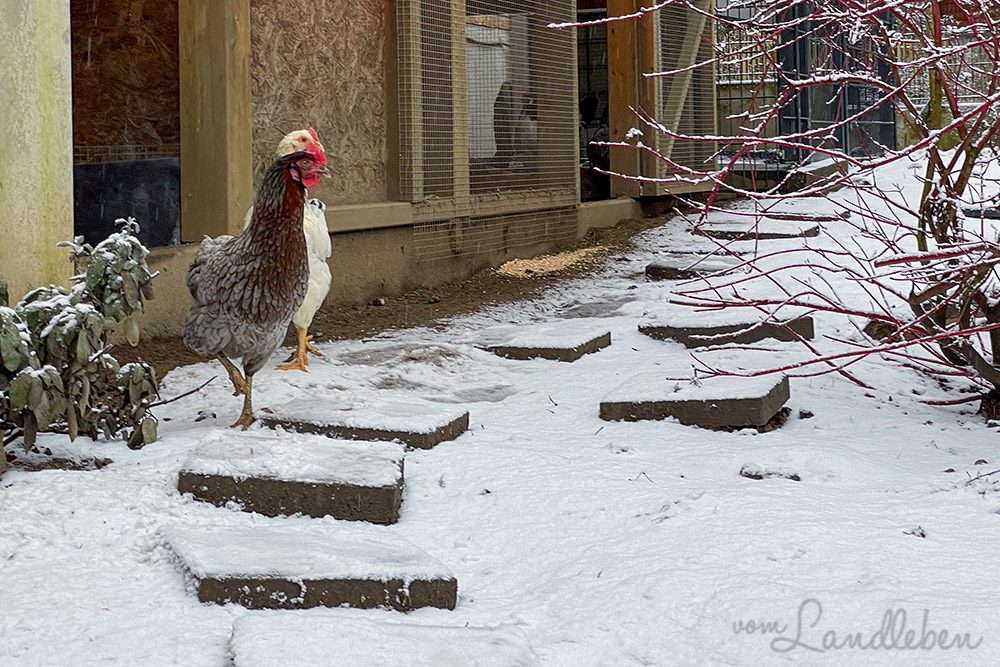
<box><xmin>116</xmin><ymin>215</ymin><xmax>670</xmax><ymax>379</ymax></box>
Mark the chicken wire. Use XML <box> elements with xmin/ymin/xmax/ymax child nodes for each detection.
<box><xmin>413</xmin><ymin>206</ymin><xmax>578</xmax><ymax>262</ymax></box>
<box><xmin>397</xmin><ymin>0</ymin><xmax>579</xmax><ymax>261</ymax></box>
<box><xmin>653</xmin><ymin>0</ymin><xmax>718</xmax><ymax>186</ymax></box>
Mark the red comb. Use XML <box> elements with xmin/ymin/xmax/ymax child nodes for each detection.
<box><xmin>303</xmin><ymin>126</ymin><xmax>327</xmax><ymax>166</ymax></box>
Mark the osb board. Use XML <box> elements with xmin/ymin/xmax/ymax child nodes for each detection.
<box><xmin>71</xmin><ymin>0</ymin><xmax>180</xmax><ymax>151</ymax></box>
<box><xmin>250</xmin><ymin>0</ymin><xmax>389</xmax><ymax>205</ymax></box>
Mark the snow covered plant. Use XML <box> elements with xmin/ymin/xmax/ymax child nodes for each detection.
<box><xmin>0</xmin><ymin>218</ymin><xmax>159</xmax><ymax>453</ymax></box>
<box><xmin>578</xmin><ymin>1</ymin><xmax>1000</xmax><ymax>413</ymax></box>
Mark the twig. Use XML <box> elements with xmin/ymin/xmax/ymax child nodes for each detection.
<box><xmin>964</xmin><ymin>468</ymin><xmax>1000</xmax><ymax>486</ymax></box>
<box><xmin>147</xmin><ymin>377</ymin><xmax>216</xmax><ymax>409</ymax></box>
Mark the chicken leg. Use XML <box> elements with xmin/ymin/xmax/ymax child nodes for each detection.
<box><xmin>217</xmin><ymin>353</ymin><xmax>249</xmax><ymax>396</ymax></box>
<box><xmin>277</xmin><ymin>326</ymin><xmax>323</xmax><ymax>372</ymax></box>
<box><xmin>230</xmin><ymin>373</ymin><xmax>255</xmax><ymax>430</ymax></box>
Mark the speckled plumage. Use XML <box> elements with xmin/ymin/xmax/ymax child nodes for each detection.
<box><xmin>183</xmin><ymin>153</ymin><xmax>311</xmax><ymax>376</ymax></box>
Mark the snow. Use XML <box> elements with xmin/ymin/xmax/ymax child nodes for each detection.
<box><xmin>268</xmin><ymin>396</ymin><xmax>468</xmax><ymax>434</ymax></box>
<box><xmin>230</xmin><ymin>616</ymin><xmax>538</xmax><ymax>666</ymax></box>
<box><xmin>4</xmin><ymin>155</ymin><xmax>1000</xmax><ymax>665</ymax></box>
<box><xmin>602</xmin><ymin>367</ymin><xmax>785</xmax><ymax>402</ymax></box>
<box><xmin>164</xmin><ymin>522</ymin><xmax>453</xmax><ymax>582</ymax></box>
<box><xmin>647</xmin><ymin>252</ymin><xmax>744</xmax><ymax>274</ymax></box>
<box><xmin>180</xmin><ymin>430</ymin><xmax>404</xmax><ymax>488</ymax></box>
<box><xmin>461</xmin><ymin>319</ymin><xmax>611</xmax><ymax>350</ymax></box>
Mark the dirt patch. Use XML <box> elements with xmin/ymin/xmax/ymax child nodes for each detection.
<box><xmin>117</xmin><ymin>215</ymin><xmax>672</xmax><ymax>378</ymax></box>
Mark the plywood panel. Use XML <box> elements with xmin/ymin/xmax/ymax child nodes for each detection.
<box><xmin>70</xmin><ymin>0</ymin><xmax>180</xmax><ymax>156</ymax></box>
<box><xmin>250</xmin><ymin>0</ymin><xmax>389</xmax><ymax>205</ymax></box>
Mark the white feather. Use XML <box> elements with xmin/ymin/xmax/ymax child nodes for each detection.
<box><xmin>243</xmin><ymin>197</ymin><xmax>333</xmax><ymax>331</ymax></box>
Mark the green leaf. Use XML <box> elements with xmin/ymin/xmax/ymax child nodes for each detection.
<box><xmin>140</xmin><ymin>417</ymin><xmax>157</xmax><ymax>445</ymax></box>
<box><xmin>8</xmin><ymin>372</ymin><xmax>31</xmax><ymax>409</ymax></box>
<box><xmin>122</xmin><ymin>273</ymin><xmax>140</xmax><ymax>310</ymax></box>
<box><xmin>123</xmin><ymin>316</ymin><xmax>140</xmax><ymax>346</ymax></box>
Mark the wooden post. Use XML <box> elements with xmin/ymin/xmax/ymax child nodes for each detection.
<box><xmin>607</xmin><ymin>0</ymin><xmax>641</xmax><ymax>197</ymax></box>
<box><xmin>0</xmin><ymin>0</ymin><xmax>74</xmax><ymax>298</ymax></box>
<box><xmin>179</xmin><ymin>0</ymin><xmax>253</xmax><ymax>240</ymax></box>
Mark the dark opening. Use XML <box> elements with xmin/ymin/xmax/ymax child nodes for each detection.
<box><xmin>577</xmin><ymin>1</ymin><xmax>610</xmax><ymax>201</ymax></box>
<box><xmin>70</xmin><ymin>0</ymin><xmax>181</xmax><ymax>248</ymax></box>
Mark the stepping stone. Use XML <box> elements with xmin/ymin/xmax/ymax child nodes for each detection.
<box><xmin>177</xmin><ymin>431</ymin><xmax>404</xmax><ymax>524</ymax></box>
<box><xmin>231</xmin><ymin>616</ymin><xmax>538</xmax><ymax>666</ymax></box>
<box><xmin>645</xmin><ymin>253</ymin><xmax>742</xmax><ymax>281</ymax></box>
<box><xmin>467</xmin><ymin>322</ymin><xmax>611</xmax><ymax>362</ymax></box>
<box><xmin>600</xmin><ymin>374</ymin><xmax>790</xmax><ymax>430</ymax></box>
<box><xmin>695</xmin><ymin>221</ymin><xmax>820</xmax><ymax>240</ymax></box>
<box><xmin>164</xmin><ymin>523</ymin><xmax>458</xmax><ymax>611</ymax></box>
<box><xmin>962</xmin><ymin>206</ymin><xmax>1000</xmax><ymax>220</ymax></box>
<box><xmin>261</xmin><ymin>398</ymin><xmax>469</xmax><ymax>449</ymax></box>
<box><xmin>640</xmin><ymin>315</ymin><xmax>814</xmax><ymax>347</ymax></box>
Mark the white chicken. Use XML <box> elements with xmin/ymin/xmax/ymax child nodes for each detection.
<box><xmin>244</xmin><ymin>128</ymin><xmax>333</xmax><ymax>371</ymax></box>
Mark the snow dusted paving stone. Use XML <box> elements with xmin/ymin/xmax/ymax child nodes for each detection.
<box><xmin>467</xmin><ymin>322</ymin><xmax>611</xmax><ymax>362</ymax></box>
<box><xmin>645</xmin><ymin>253</ymin><xmax>743</xmax><ymax>281</ymax></box>
<box><xmin>261</xmin><ymin>398</ymin><xmax>469</xmax><ymax>449</ymax></box>
<box><xmin>600</xmin><ymin>374</ymin><xmax>790</xmax><ymax>430</ymax></box>
<box><xmin>164</xmin><ymin>524</ymin><xmax>458</xmax><ymax>611</ymax></box>
<box><xmin>695</xmin><ymin>220</ymin><xmax>821</xmax><ymax>240</ymax></box>
<box><xmin>230</xmin><ymin>616</ymin><xmax>539</xmax><ymax>666</ymax></box>
<box><xmin>739</xmin><ymin>463</ymin><xmax>801</xmax><ymax>482</ymax></box>
<box><xmin>177</xmin><ymin>431</ymin><xmax>404</xmax><ymax>524</ymax></box>
<box><xmin>640</xmin><ymin>315</ymin><xmax>814</xmax><ymax>347</ymax></box>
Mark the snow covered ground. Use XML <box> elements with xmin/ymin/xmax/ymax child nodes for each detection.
<box><xmin>4</xmin><ymin>157</ymin><xmax>1000</xmax><ymax>665</ymax></box>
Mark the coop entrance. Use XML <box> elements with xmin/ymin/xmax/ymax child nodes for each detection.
<box><xmin>70</xmin><ymin>0</ymin><xmax>181</xmax><ymax>248</ymax></box>
<box><xmin>577</xmin><ymin>1</ymin><xmax>610</xmax><ymax>202</ymax></box>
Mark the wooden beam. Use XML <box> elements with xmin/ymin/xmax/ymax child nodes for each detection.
<box><xmin>179</xmin><ymin>0</ymin><xmax>253</xmax><ymax>241</ymax></box>
<box><xmin>0</xmin><ymin>0</ymin><xmax>74</xmax><ymax>298</ymax></box>
<box><xmin>607</xmin><ymin>0</ymin><xmax>641</xmax><ymax>197</ymax></box>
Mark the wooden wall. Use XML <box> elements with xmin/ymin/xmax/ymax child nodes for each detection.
<box><xmin>250</xmin><ymin>0</ymin><xmax>390</xmax><ymax>205</ymax></box>
<box><xmin>70</xmin><ymin>0</ymin><xmax>180</xmax><ymax>156</ymax></box>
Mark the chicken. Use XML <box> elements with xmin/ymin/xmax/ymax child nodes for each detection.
<box><xmin>243</xmin><ymin>129</ymin><xmax>333</xmax><ymax>372</ymax></box>
<box><xmin>183</xmin><ymin>144</ymin><xmax>329</xmax><ymax>429</ymax></box>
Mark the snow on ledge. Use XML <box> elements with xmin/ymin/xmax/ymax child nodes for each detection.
<box><xmin>163</xmin><ymin>523</ymin><xmax>453</xmax><ymax>582</ymax></box>
<box><xmin>231</xmin><ymin>616</ymin><xmax>539</xmax><ymax>666</ymax></box>
<box><xmin>180</xmin><ymin>430</ymin><xmax>404</xmax><ymax>488</ymax></box>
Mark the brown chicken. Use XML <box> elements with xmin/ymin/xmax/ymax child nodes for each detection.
<box><xmin>183</xmin><ymin>145</ymin><xmax>329</xmax><ymax>429</ymax></box>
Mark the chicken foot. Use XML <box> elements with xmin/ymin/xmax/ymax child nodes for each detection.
<box><xmin>230</xmin><ymin>373</ymin><xmax>256</xmax><ymax>430</ymax></box>
<box><xmin>217</xmin><ymin>353</ymin><xmax>249</xmax><ymax>396</ymax></box>
<box><xmin>277</xmin><ymin>327</ymin><xmax>323</xmax><ymax>372</ymax></box>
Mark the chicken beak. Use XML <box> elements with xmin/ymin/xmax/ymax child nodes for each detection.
<box><xmin>317</xmin><ymin>163</ymin><xmax>332</xmax><ymax>179</ymax></box>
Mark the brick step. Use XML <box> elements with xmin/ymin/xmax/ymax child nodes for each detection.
<box><xmin>600</xmin><ymin>374</ymin><xmax>790</xmax><ymax>431</ymax></box>
<box><xmin>230</xmin><ymin>616</ymin><xmax>538</xmax><ymax>666</ymax></box>
<box><xmin>164</xmin><ymin>523</ymin><xmax>458</xmax><ymax>611</ymax></box>
<box><xmin>177</xmin><ymin>431</ymin><xmax>404</xmax><ymax>524</ymax></box>
<box><xmin>262</xmin><ymin>398</ymin><xmax>469</xmax><ymax>449</ymax></box>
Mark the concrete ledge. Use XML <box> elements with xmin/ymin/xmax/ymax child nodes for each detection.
<box><xmin>178</xmin><ymin>472</ymin><xmax>403</xmax><ymax>524</ymax></box>
<box><xmin>177</xmin><ymin>433</ymin><xmax>405</xmax><ymax>523</ymax></box>
<box><xmin>696</xmin><ymin>222</ymin><xmax>820</xmax><ymax>240</ymax></box>
<box><xmin>488</xmin><ymin>332</ymin><xmax>612</xmax><ymax>362</ymax></box>
<box><xmin>197</xmin><ymin>575</ymin><xmax>457</xmax><ymax>611</ymax></box>
<box><xmin>165</xmin><ymin>523</ymin><xmax>458</xmax><ymax>611</ymax></box>
<box><xmin>600</xmin><ymin>376</ymin><xmax>790</xmax><ymax>429</ymax></box>
<box><xmin>640</xmin><ymin>316</ymin><xmax>814</xmax><ymax>348</ymax></box>
<box><xmin>577</xmin><ymin>197</ymin><xmax>643</xmax><ymax>237</ymax></box>
<box><xmin>645</xmin><ymin>254</ymin><xmax>742</xmax><ymax>281</ymax></box>
<box><xmin>326</xmin><ymin>201</ymin><xmax>413</xmax><ymax>234</ymax></box>
<box><xmin>261</xmin><ymin>400</ymin><xmax>470</xmax><ymax>450</ymax></box>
